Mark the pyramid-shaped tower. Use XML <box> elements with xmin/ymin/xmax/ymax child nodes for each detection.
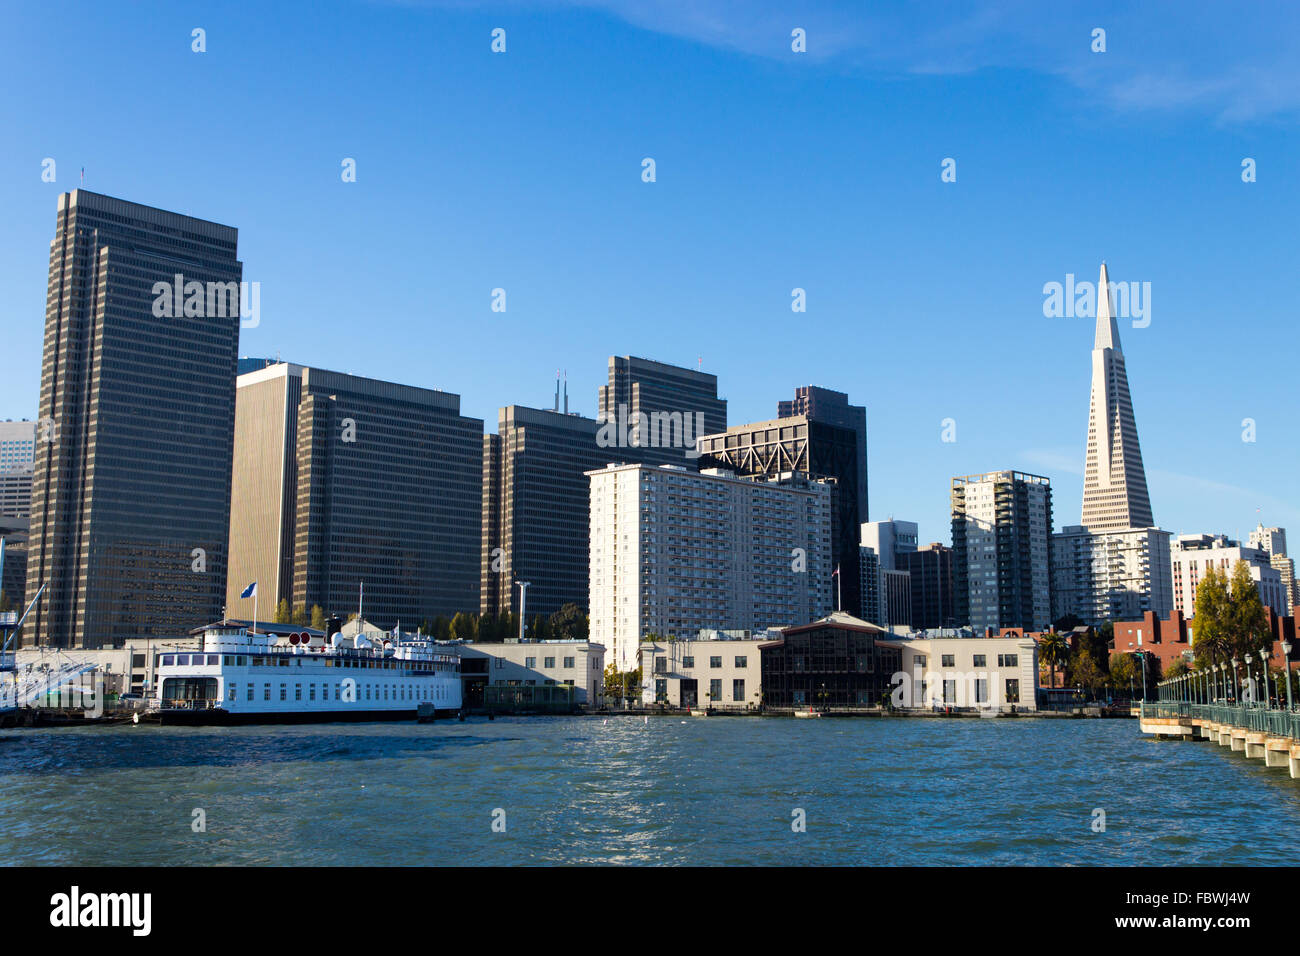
<box><xmin>1080</xmin><ymin>263</ymin><xmax>1154</xmax><ymax>531</ymax></box>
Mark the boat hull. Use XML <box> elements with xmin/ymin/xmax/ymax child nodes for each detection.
<box><xmin>158</xmin><ymin>706</ymin><xmax>462</xmax><ymax>726</ymax></box>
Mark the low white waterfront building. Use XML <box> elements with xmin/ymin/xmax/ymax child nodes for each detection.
<box><xmin>879</xmin><ymin>632</ymin><xmax>1039</xmax><ymax>712</ymax></box>
<box><xmin>639</xmin><ymin>635</ymin><xmax>767</xmax><ymax>710</ymax></box>
<box><xmin>456</xmin><ymin>640</ymin><xmax>606</xmax><ymax>706</ymax></box>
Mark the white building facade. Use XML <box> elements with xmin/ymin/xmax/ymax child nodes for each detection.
<box><xmin>951</xmin><ymin>471</ymin><xmax>1053</xmax><ymax>633</ymax></box>
<box><xmin>1171</xmin><ymin>534</ymin><xmax>1286</xmax><ymax>617</ymax></box>
<box><xmin>588</xmin><ymin>463</ymin><xmax>833</xmax><ymax>671</ymax></box>
<box><xmin>880</xmin><ymin>634</ymin><xmax>1039</xmax><ymax>712</ymax></box>
<box><xmin>639</xmin><ymin>637</ymin><xmax>766</xmax><ymax>710</ymax></box>
<box><xmin>1050</xmin><ymin>525</ymin><xmax>1173</xmax><ymax>626</ymax></box>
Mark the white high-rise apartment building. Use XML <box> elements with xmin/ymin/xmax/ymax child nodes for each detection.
<box><xmin>951</xmin><ymin>470</ymin><xmax>1052</xmax><ymax>633</ymax></box>
<box><xmin>587</xmin><ymin>463</ymin><xmax>833</xmax><ymax>671</ymax></box>
<box><xmin>859</xmin><ymin>519</ymin><xmax>918</xmax><ymax>629</ymax></box>
<box><xmin>1051</xmin><ymin>525</ymin><xmax>1172</xmax><ymax>625</ymax></box>
<box><xmin>1248</xmin><ymin>524</ymin><xmax>1295</xmax><ymax>614</ymax></box>
<box><xmin>1170</xmin><ymin>533</ymin><xmax>1286</xmax><ymax>617</ymax></box>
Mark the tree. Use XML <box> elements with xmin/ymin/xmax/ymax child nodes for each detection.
<box><xmin>1108</xmin><ymin>652</ymin><xmax>1137</xmax><ymax>693</ymax></box>
<box><xmin>528</xmin><ymin>614</ymin><xmax>551</xmax><ymax>642</ymax></box>
<box><xmin>1192</xmin><ymin>564</ymin><xmax>1232</xmax><ymax>669</ymax></box>
<box><xmin>449</xmin><ymin>611</ymin><xmax>478</xmax><ymax>642</ymax></box>
<box><xmin>291</xmin><ymin>605</ymin><xmax>308</xmax><ymax>627</ymax></box>
<box><xmin>549</xmin><ymin>603</ymin><xmax>589</xmax><ymax>642</ymax></box>
<box><xmin>310</xmin><ymin>605</ymin><xmax>326</xmax><ymax>631</ymax></box>
<box><xmin>1053</xmin><ymin>614</ymin><xmax>1083</xmax><ymax>632</ymax></box>
<box><xmin>1039</xmin><ymin>632</ymin><xmax>1069</xmax><ymax>689</ymax></box>
<box><xmin>604</xmin><ymin>664</ymin><xmax>641</xmax><ymax>704</ymax></box>
<box><xmin>273</xmin><ymin>599</ymin><xmax>291</xmax><ymax>624</ymax></box>
<box><xmin>1068</xmin><ymin>648</ymin><xmax>1105</xmax><ymax>699</ymax></box>
<box><xmin>1163</xmin><ymin>658</ymin><xmax>1190</xmax><ymax>680</ymax></box>
<box><xmin>1228</xmin><ymin>560</ymin><xmax>1269</xmax><ymax>658</ymax></box>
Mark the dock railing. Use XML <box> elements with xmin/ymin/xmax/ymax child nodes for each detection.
<box><xmin>1140</xmin><ymin>701</ymin><xmax>1300</xmax><ymax>740</ymax></box>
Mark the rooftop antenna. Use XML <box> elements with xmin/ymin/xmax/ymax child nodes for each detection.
<box><xmin>563</xmin><ymin>370</ymin><xmax>569</xmax><ymax>414</ymax></box>
<box><xmin>554</xmin><ymin>370</ymin><xmax>560</xmax><ymax>412</ymax></box>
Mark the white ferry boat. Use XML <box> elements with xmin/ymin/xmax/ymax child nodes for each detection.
<box><xmin>155</xmin><ymin>621</ymin><xmax>462</xmax><ymax>725</ymax></box>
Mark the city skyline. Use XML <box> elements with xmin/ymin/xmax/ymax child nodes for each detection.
<box><xmin>3</xmin><ymin>1</ymin><xmax>1298</xmax><ymax>553</ymax></box>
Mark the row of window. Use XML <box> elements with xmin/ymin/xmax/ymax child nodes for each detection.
<box><xmin>226</xmin><ymin>680</ymin><xmax>449</xmax><ymax>704</ymax></box>
<box><xmin>654</xmin><ymin>655</ymin><xmax>748</xmax><ymax>673</ymax></box>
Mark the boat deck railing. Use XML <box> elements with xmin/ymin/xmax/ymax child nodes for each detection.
<box><xmin>160</xmin><ymin>698</ymin><xmax>221</xmax><ymax>711</ymax></box>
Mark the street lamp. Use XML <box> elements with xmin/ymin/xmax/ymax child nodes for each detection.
<box><xmin>1284</xmin><ymin>639</ymin><xmax>1294</xmax><ymax>713</ymax></box>
<box><xmin>1231</xmin><ymin>657</ymin><xmax>1240</xmax><ymax>705</ymax></box>
<box><xmin>1260</xmin><ymin>645</ymin><xmax>1272</xmax><ymax>709</ymax></box>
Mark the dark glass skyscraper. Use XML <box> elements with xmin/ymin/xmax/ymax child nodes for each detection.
<box><xmin>225</xmin><ymin>363</ymin><xmax>483</xmax><ymax>627</ymax></box>
<box><xmin>596</xmin><ymin>356</ymin><xmax>727</xmax><ymax>467</ymax></box>
<box><xmin>25</xmin><ymin>191</ymin><xmax>243</xmax><ymax>648</ymax></box>
<box><xmin>480</xmin><ymin>404</ymin><xmax>607</xmax><ymax>619</ymax></box>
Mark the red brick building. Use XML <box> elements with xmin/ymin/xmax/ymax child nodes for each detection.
<box><xmin>1113</xmin><ymin>606</ymin><xmax>1298</xmax><ymax>674</ymax></box>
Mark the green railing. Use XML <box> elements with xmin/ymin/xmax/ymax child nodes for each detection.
<box><xmin>1140</xmin><ymin>702</ymin><xmax>1300</xmax><ymax>740</ymax></box>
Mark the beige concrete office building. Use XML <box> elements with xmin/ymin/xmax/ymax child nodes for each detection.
<box><xmin>880</xmin><ymin>633</ymin><xmax>1039</xmax><ymax>712</ymax></box>
<box><xmin>456</xmin><ymin>640</ymin><xmax>605</xmax><ymax>705</ymax></box>
<box><xmin>639</xmin><ymin>636</ymin><xmax>767</xmax><ymax>710</ymax></box>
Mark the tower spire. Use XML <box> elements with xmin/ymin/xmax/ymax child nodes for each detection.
<box><xmin>1094</xmin><ymin>261</ymin><xmax>1121</xmax><ymax>352</ymax></box>
<box><xmin>1081</xmin><ymin>261</ymin><xmax>1152</xmax><ymax>531</ymax></box>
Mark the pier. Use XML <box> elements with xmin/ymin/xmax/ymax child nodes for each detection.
<box><xmin>1139</xmin><ymin>700</ymin><xmax>1300</xmax><ymax>777</ymax></box>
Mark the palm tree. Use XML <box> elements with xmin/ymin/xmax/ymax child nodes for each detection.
<box><xmin>1039</xmin><ymin>632</ymin><xmax>1069</xmax><ymax>690</ymax></box>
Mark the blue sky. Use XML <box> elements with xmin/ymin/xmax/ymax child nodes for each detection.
<box><xmin>2</xmin><ymin>0</ymin><xmax>1297</xmax><ymax>545</ymax></box>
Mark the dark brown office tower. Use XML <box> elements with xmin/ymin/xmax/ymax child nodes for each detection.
<box><xmin>778</xmin><ymin>386</ymin><xmax>868</xmax><ymax>522</ymax></box>
<box><xmin>26</xmin><ymin>191</ymin><xmax>243</xmax><ymax>648</ymax></box>
<box><xmin>596</xmin><ymin>356</ymin><xmax>727</xmax><ymax>467</ymax></box>
<box><xmin>698</xmin><ymin>414</ymin><xmax>866</xmax><ymax>618</ymax></box>
<box><xmin>480</xmin><ymin>403</ymin><xmax>607</xmax><ymax>619</ymax></box>
<box><xmin>225</xmin><ymin>363</ymin><xmax>483</xmax><ymax>627</ymax></box>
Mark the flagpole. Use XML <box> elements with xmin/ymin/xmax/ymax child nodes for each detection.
<box><xmin>253</xmin><ymin>587</ymin><xmax>257</xmax><ymax>636</ymax></box>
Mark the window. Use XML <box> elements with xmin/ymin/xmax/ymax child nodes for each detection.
<box><xmin>733</xmin><ymin>679</ymin><xmax>745</xmax><ymax>702</ymax></box>
<box><xmin>563</xmin><ymin>657</ymin><xmax>575</xmax><ymax>669</ymax></box>
<box><xmin>681</xmin><ymin>656</ymin><xmax>695</xmax><ymax>669</ymax></box>
<box><xmin>525</xmin><ymin>657</ymin><xmax>536</xmax><ymax>668</ymax></box>
<box><xmin>943</xmin><ymin>679</ymin><xmax>956</xmax><ymax>703</ymax></box>
<box><xmin>495</xmin><ymin>659</ymin><xmax>504</xmax><ymax>669</ymax></box>
<box><xmin>295</xmin><ymin>685</ymin><xmax>302</xmax><ymax>701</ymax></box>
<box><xmin>998</xmin><ymin>654</ymin><xmax>1018</xmax><ymax>667</ymax></box>
<box><xmin>654</xmin><ymin>657</ymin><xmax>667</xmax><ymax>674</ymax></box>
<box><xmin>544</xmin><ymin>657</ymin><xmax>556</xmax><ymax>669</ymax></box>
<box><xmin>279</xmin><ymin>684</ymin><xmax>287</xmax><ymax>701</ymax></box>
<box><xmin>263</xmin><ymin>683</ymin><xmax>270</xmax><ymax>701</ymax></box>
<box><xmin>734</xmin><ymin>656</ymin><xmax>747</xmax><ymax>668</ymax></box>
<box><xmin>709</xmin><ymin>679</ymin><xmax>722</xmax><ymax>701</ymax></box>
<box><xmin>1005</xmin><ymin>679</ymin><xmax>1020</xmax><ymax>703</ymax></box>
<box><xmin>972</xmin><ymin>655</ymin><xmax>986</xmax><ymax>667</ymax></box>
<box><xmin>710</xmin><ymin>656</ymin><xmax>722</xmax><ymax>668</ymax></box>
<box><xmin>246</xmin><ymin>683</ymin><xmax>254</xmax><ymax>701</ymax></box>
<box><xmin>228</xmin><ymin>684</ymin><xmax>236</xmax><ymax>702</ymax></box>
<box><xmin>941</xmin><ymin>654</ymin><xmax>955</xmax><ymax>667</ymax></box>
<box><xmin>975</xmin><ymin>679</ymin><xmax>988</xmax><ymax>703</ymax></box>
